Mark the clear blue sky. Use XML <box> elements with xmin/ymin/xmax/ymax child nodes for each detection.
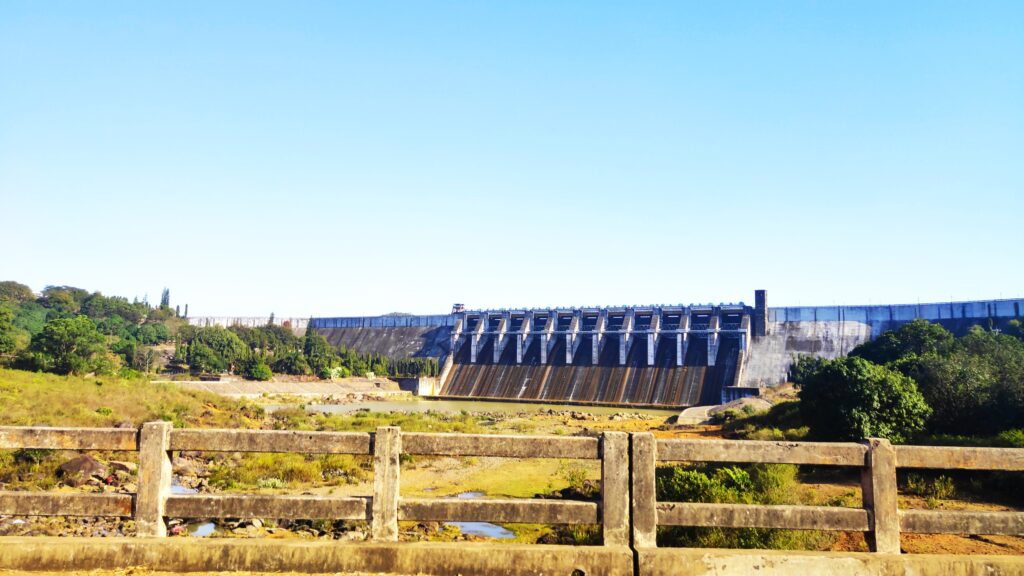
<box><xmin>2</xmin><ymin>1</ymin><xmax>1022</xmax><ymax>317</ymax></box>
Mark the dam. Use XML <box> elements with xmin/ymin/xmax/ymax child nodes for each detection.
<box><xmin>439</xmin><ymin>305</ymin><xmax>754</xmax><ymax>407</ymax></box>
<box><xmin>192</xmin><ymin>290</ymin><xmax>1024</xmax><ymax>409</ymax></box>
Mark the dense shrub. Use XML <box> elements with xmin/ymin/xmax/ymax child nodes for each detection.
<box><xmin>798</xmin><ymin>357</ymin><xmax>930</xmax><ymax>443</ymax></box>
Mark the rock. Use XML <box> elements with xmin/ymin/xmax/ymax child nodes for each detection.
<box><xmin>109</xmin><ymin>461</ymin><xmax>138</xmax><ymax>474</ymax></box>
<box><xmin>59</xmin><ymin>455</ymin><xmax>108</xmax><ymax>487</ymax></box>
<box><xmin>114</xmin><ymin>421</ymin><xmax>135</xmax><ymax>429</ymax></box>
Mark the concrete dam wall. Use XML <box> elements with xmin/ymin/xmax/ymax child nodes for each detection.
<box><xmin>306</xmin><ymin>293</ymin><xmax>1023</xmax><ymax>407</ymax></box>
<box><xmin>437</xmin><ymin>306</ymin><xmax>751</xmax><ymax>407</ymax></box>
<box><xmin>310</xmin><ymin>315</ymin><xmax>455</xmax><ymax>358</ymax></box>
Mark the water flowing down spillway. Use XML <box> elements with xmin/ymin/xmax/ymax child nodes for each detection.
<box><xmin>439</xmin><ymin>334</ymin><xmax>744</xmax><ymax>408</ymax></box>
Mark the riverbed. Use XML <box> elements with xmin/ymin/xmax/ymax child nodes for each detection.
<box><xmin>270</xmin><ymin>397</ymin><xmax>679</xmax><ymax>418</ymax></box>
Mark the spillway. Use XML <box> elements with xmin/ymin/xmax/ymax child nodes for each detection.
<box><xmin>438</xmin><ymin>306</ymin><xmax>752</xmax><ymax>408</ymax></box>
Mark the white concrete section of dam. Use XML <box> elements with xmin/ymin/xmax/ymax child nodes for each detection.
<box><xmin>741</xmin><ymin>320</ymin><xmax>872</xmax><ymax>387</ymax></box>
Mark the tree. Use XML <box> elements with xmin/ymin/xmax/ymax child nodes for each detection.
<box><xmin>160</xmin><ymin>288</ymin><xmax>170</xmax><ymax>309</ymax></box>
<box><xmin>303</xmin><ymin>329</ymin><xmax>336</xmax><ymax>379</ymax></box>
<box><xmin>850</xmin><ymin>319</ymin><xmax>954</xmax><ymax>365</ymax></box>
<box><xmin>27</xmin><ymin>315</ymin><xmax>110</xmax><ymax>375</ymax></box>
<box><xmin>892</xmin><ymin>351</ymin><xmax>998</xmax><ymax>435</ymax></box>
<box><xmin>0</xmin><ymin>305</ymin><xmax>17</xmax><ymax>356</ymax></box>
<box><xmin>188</xmin><ymin>326</ymin><xmax>249</xmax><ymax>373</ymax></box>
<box><xmin>242</xmin><ymin>358</ymin><xmax>273</xmax><ymax>381</ymax></box>
<box><xmin>187</xmin><ymin>340</ymin><xmax>223</xmax><ymax>374</ymax></box>
<box><xmin>0</xmin><ymin>281</ymin><xmax>35</xmax><ymax>305</ymax></box>
<box><xmin>798</xmin><ymin>356</ymin><xmax>931</xmax><ymax>443</ymax></box>
<box><xmin>271</xmin><ymin>349</ymin><xmax>311</xmax><ymax>375</ymax></box>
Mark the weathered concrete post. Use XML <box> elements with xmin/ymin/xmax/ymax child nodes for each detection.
<box><xmin>372</xmin><ymin>426</ymin><xmax>401</xmax><ymax>541</ymax></box>
<box><xmin>601</xmin><ymin>432</ymin><xmax>629</xmax><ymax>547</ymax></box>
<box><xmin>136</xmin><ymin>421</ymin><xmax>172</xmax><ymax>537</ymax></box>
<box><xmin>631</xmin><ymin>432</ymin><xmax>657</xmax><ymax>548</ymax></box>
<box><xmin>862</xmin><ymin>438</ymin><xmax>900</xmax><ymax>554</ymax></box>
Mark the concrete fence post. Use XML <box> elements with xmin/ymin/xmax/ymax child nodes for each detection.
<box><xmin>136</xmin><ymin>421</ymin><xmax>172</xmax><ymax>537</ymax></box>
<box><xmin>862</xmin><ymin>438</ymin><xmax>900</xmax><ymax>554</ymax></box>
<box><xmin>371</xmin><ymin>426</ymin><xmax>401</xmax><ymax>541</ymax></box>
<box><xmin>631</xmin><ymin>432</ymin><xmax>657</xmax><ymax>548</ymax></box>
<box><xmin>601</xmin><ymin>432</ymin><xmax>629</xmax><ymax>547</ymax></box>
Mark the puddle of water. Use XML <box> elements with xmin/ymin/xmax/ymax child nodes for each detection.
<box><xmin>446</xmin><ymin>491</ymin><xmax>515</xmax><ymax>539</ymax></box>
<box><xmin>171</xmin><ymin>478</ymin><xmax>215</xmax><ymax>537</ymax></box>
<box><xmin>187</xmin><ymin>521</ymin><xmax>216</xmax><ymax>537</ymax></box>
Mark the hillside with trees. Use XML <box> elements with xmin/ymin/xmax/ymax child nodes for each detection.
<box><xmin>0</xmin><ymin>280</ymin><xmax>182</xmax><ymax>376</ymax></box>
<box><xmin>0</xmin><ymin>280</ymin><xmax>438</xmax><ymax>381</ymax></box>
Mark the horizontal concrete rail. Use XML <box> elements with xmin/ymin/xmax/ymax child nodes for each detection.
<box><xmin>170</xmin><ymin>429</ymin><xmax>372</xmax><ymax>454</ymax></box>
<box><xmin>0</xmin><ymin>426</ymin><xmax>138</xmax><ymax>451</ymax></box>
<box><xmin>402</xmin><ymin>432</ymin><xmax>600</xmax><ymax>459</ymax></box>
<box><xmin>400</xmin><ymin>498</ymin><xmax>599</xmax><ymax>524</ymax></box>
<box><xmin>900</xmin><ymin>510</ymin><xmax>1024</xmax><ymax>535</ymax></box>
<box><xmin>655</xmin><ymin>438</ymin><xmax>868</xmax><ymax>466</ymax></box>
<box><xmin>0</xmin><ymin>537</ymin><xmax>636</xmax><ymax>576</ymax></box>
<box><xmin>656</xmin><ymin>502</ymin><xmax>870</xmax><ymax>531</ymax></box>
<box><xmin>166</xmin><ymin>495</ymin><xmax>371</xmax><ymax>521</ymax></box>
<box><xmin>895</xmin><ymin>445</ymin><xmax>1024</xmax><ymax>470</ymax></box>
<box><xmin>0</xmin><ymin>491</ymin><xmax>133</xmax><ymax>517</ymax></box>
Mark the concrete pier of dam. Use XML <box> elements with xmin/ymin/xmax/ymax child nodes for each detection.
<box><xmin>187</xmin><ymin>292</ymin><xmax>1024</xmax><ymax>408</ymax></box>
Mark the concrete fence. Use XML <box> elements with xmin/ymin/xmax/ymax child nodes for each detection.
<box><xmin>1</xmin><ymin>425</ymin><xmax>1024</xmax><ymax>575</ymax></box>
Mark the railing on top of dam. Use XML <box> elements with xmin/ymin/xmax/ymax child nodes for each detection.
<box><xmin>1</xmin><ymin>424</ymin><xmax>1024</xmax><ymax>572</ymax></box>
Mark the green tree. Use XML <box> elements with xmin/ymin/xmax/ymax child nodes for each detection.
<box><xmin>271</xmin><ymin>349</ymin><xmax>311</xmax><ymax>375</ymax></box>
<box><xmin>187</xmin><ymin>326</ymin><xmax>249</xmax><ymax>373</ymax></box>
<box><xmin>0</xmin><ymin>281</ymin><xmax>35</xmax><ymax>305</ymax></box>
<box><xmin>893</xmin><ymin>351</ymin><xmax>995</xmax><ymax>435</ymax></box>
<box><xmin>303</xmin><ymin>329</ymin><xmax>336</xmax><ymax>379</ymax></box>
<box><xmin>187</xmin><ymin>340</ymin><xmax>223</xmax><ymax>374</ymax></box>
<box><xmin>798</xmin><ymin>356</ymin><xmax>931</xmax><ymax>443</ymax></box>
<box><xmin>160</xmin><ymin>288</ymin><xmax>170</xmax><ymax>309</ymax></box>
<box><xmin>242</xmin><ymin>358</ymin><xmax>273</xmax><ymax>381</ymax></box>
<box><xmin>27</xmin><ymin>315</ymin><xmax>110</xmax><ymax>375</ymax></box>
<box><xmin>850</xmin><ymin>319</ymin><xmax>954</xmax><ymax>365</ymax></box>
<box><xmin>0</xmin><ymin>305</ymin><xmax>17</xmax><ymax>356</ymax></box>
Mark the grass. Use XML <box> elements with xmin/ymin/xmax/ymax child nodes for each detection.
<box><xmin>0</xmin><ymin>368</ymin><xmax>262</xmax><ymax>429</ymax></box>
<box><xmin>207</xmin><ymin>453</ymin><xmax>369</xmax><ymax>491</ymax></box>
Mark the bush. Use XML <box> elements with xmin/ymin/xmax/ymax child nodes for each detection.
<box><xmin>655</xmin><ymin>463</ymin><xmax>831</xmax><ymax>550</ymax></box>
<box><xmin>243</xmin><ymin>359</ymin><xmax>273</xmax><ymax>381</ymax></box>
<box><xmin>997</xmin><ymin>429</ymin><xmax>1024</xmax><ymax>448</ymax></box>
<box><xmin>904</xmin><ymin>473</ymin><xmax>955</xmax><ymax>500</ymax></box>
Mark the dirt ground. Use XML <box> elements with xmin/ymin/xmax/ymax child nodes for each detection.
<box><xmin>0</xmin><ymin>572</ymin><xmax>417</xmax><ymax>576</ymax></box>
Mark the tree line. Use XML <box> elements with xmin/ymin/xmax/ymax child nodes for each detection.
<box><xmin>171</xmin><ymin>324</ymin><xmax>438</xmax><ymax>381</ymax></box>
